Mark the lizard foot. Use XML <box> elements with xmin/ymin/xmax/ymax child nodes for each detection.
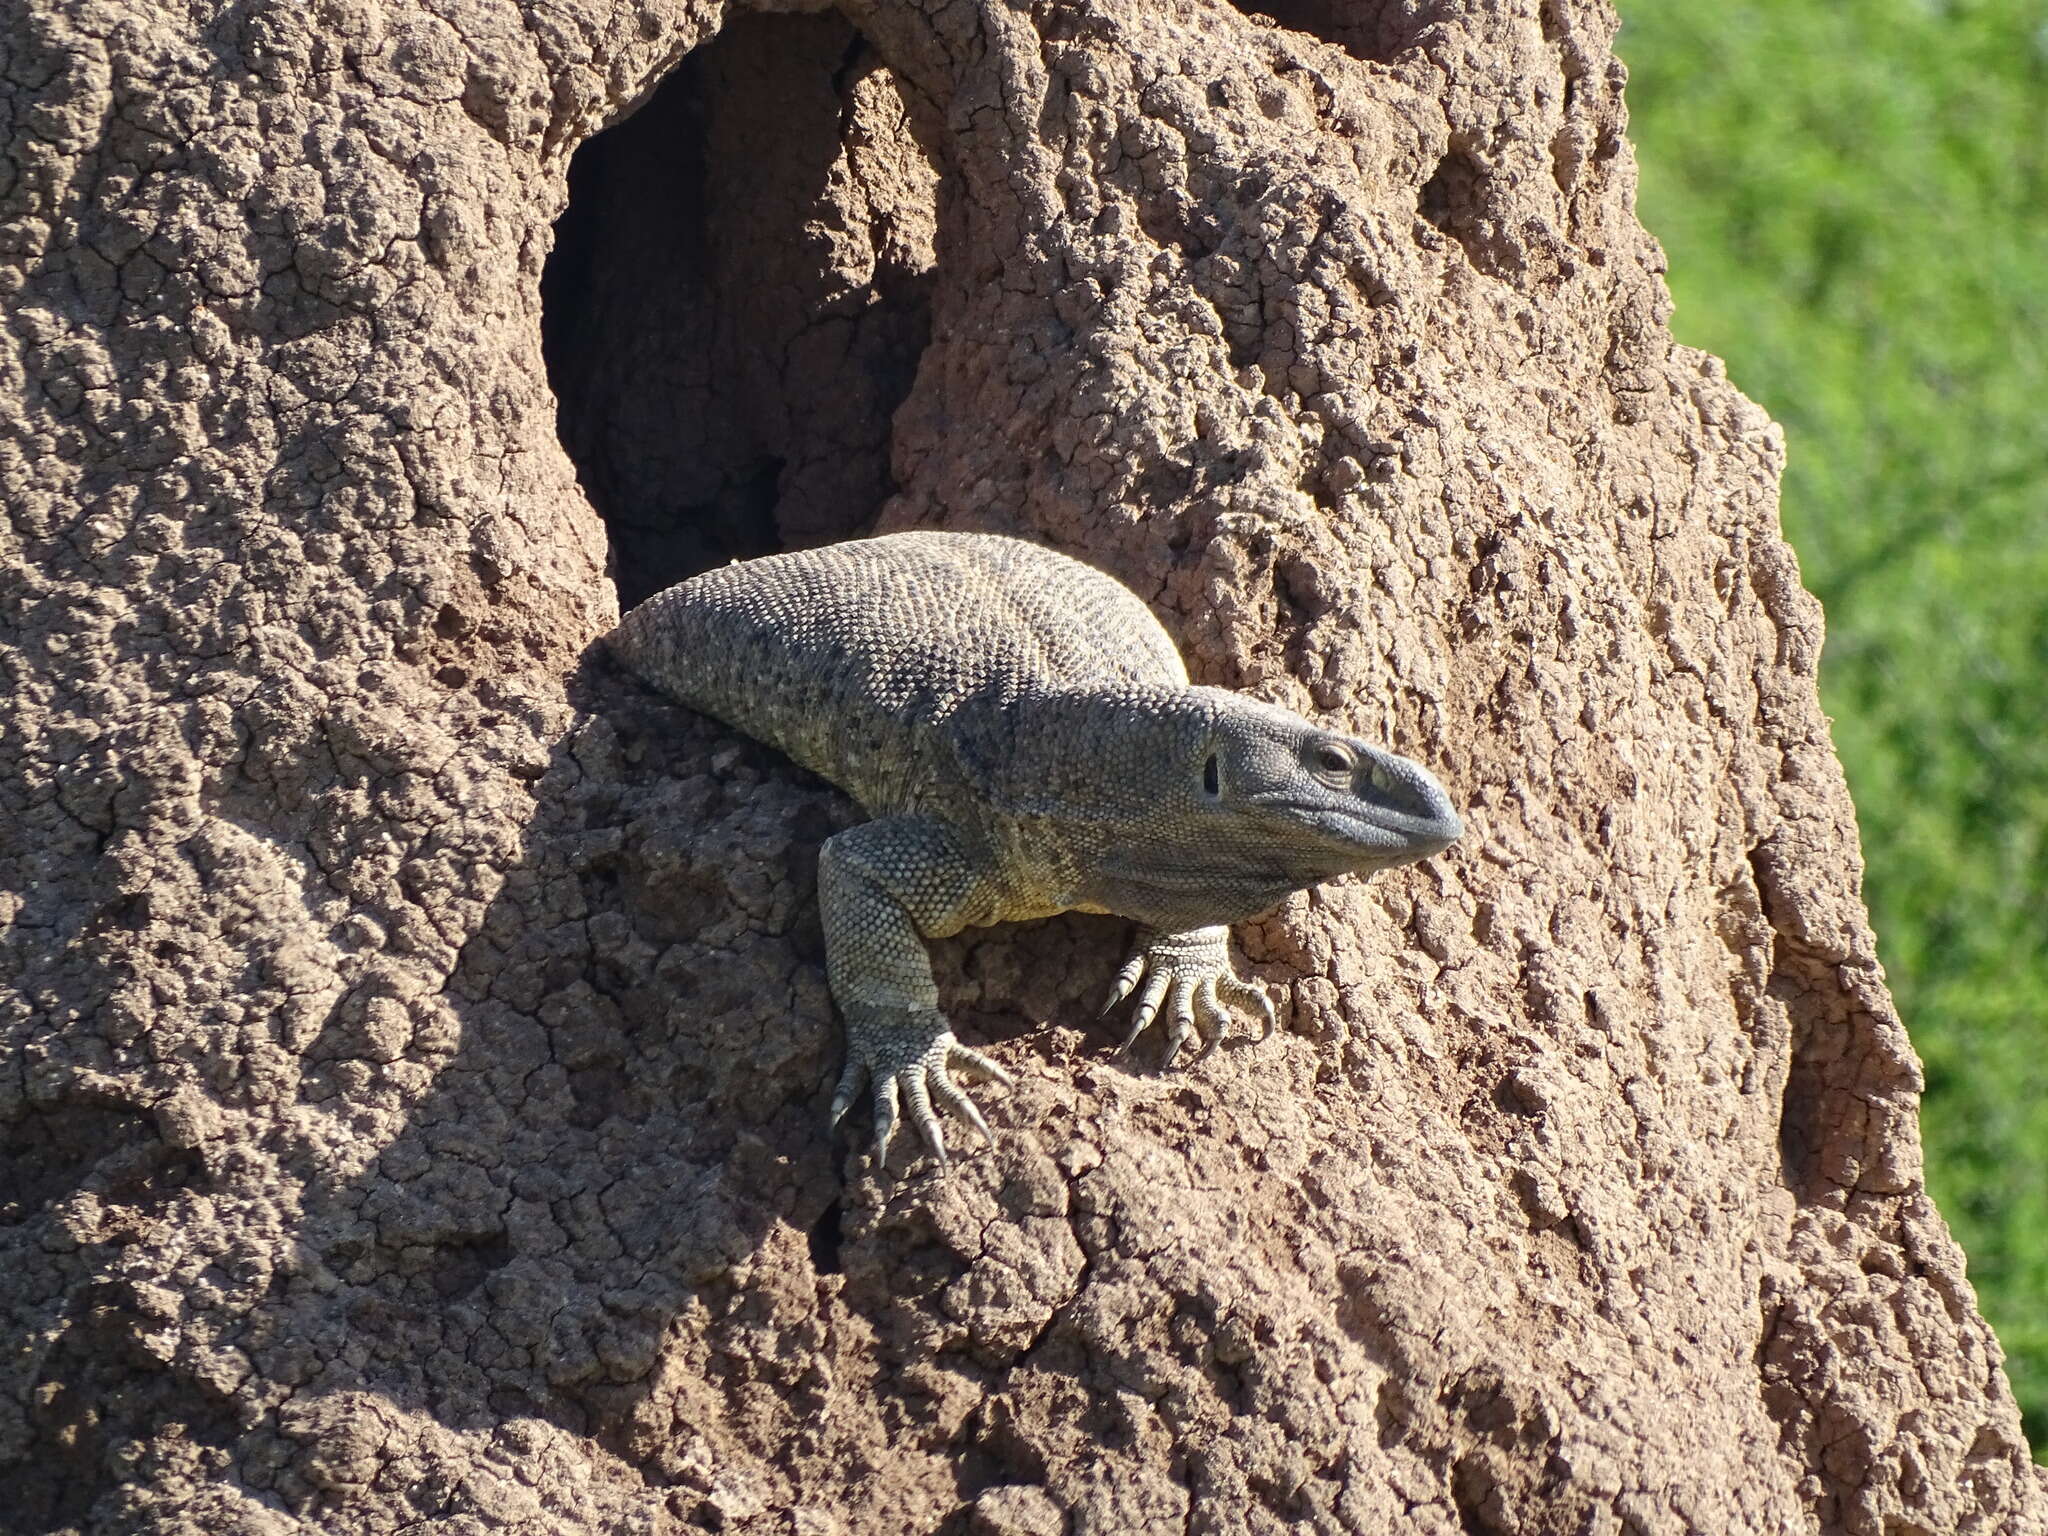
<box><xmin>1103</xmin><ymin>926</ymin><xmax>1275</xmax><ymax>1069</ymax></box>
<box><xmin>830</xmin><ymin>1005</ymin><xmax>1015</xmax><ymax>1170</ymax></box>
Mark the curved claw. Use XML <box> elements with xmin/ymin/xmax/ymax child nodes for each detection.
<box><xmin>931</xmin><ymin>1071</ymin><xmax>994</xmax><ymax>1145</ymax></box>
<box><xmin>1106</xmin><ymin>927</ymin><xmax>1275</xmax><ymax>1068</ymax></box>
<box><xmin>1190</xmin><ymin>977</ymin><xmax>1231</xmax><ymax>1062</ymax></box>
<box><xmin>901</xmin><ymin>1071</ymin><xmax>944</xmax><ymax>1168</ymax></box>
<box><xmin>946</xmin><ymin>1039</ymin><xmax>1015</xmax><ymax>1091</ymax></box>
<box><xmin>829</xmin><ymin>1056</ymin><xmax>868</xmax><ymax>1130</ymax></box>
<box><xmin>870</xmin><ymin>1073</ymin><xmax>903</xmax><ymax>1163</ymax></box>
<box><xmin>1101</xmin><ymin>951</ymin><xmax>1148</xmax><ymax>1016</ymax></box>
<box><xmin>1117</xmin><ymin>967</ymin><xmax>1173</xmax><ymax>1055</ymax></box>
<box><xmin>1157</xmin><ymin>976</ymin><xmax>1198</xmax><ymax>1070</ymax></box>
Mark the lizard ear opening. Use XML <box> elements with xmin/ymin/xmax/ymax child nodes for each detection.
<box><xmin>541</xmin><ymin>13</ymin><xmax>944</xmax><ymax>609</ymax></box>
<box><xmin>1202</xmin><ymin>752</ymin><xmax>1221</xmax><ymax>798</ymax></box>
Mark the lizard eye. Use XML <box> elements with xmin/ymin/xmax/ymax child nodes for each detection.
<box><xmin>1310</xmin><ymin>742</ymin><xmax>1354</xmax><ymax>780</ymax></box>
<box><xmin>1202</xmin><ymin>753</ymin><xmax>1221</xmax><ymax>797</ymax></box>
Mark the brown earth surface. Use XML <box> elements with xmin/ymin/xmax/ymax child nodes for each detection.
<box><xmin>4</xmin><ymin>0</ymin><xmax>2043</xmax><ymax>1531</ymax></box>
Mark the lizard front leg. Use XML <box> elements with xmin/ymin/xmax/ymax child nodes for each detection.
<box><xmin>817</xmin><ymin>816</ymin><xmax>1014</xmax><ymax>1167</ymax></box>
<box><xmin>1105</xmin><ymin>926</ymin><xmax>1277</xmax><ymax>1068</ymax></box>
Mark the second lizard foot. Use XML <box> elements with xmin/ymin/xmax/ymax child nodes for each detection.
<box><xmin>1102</xmin><ymin>926</ymin><xmax>1276</xmax><ymax>1069</ymax></box>
<box><xmin>831</xmin><ymin>1004</ymin><xmax>1015</xmax><ymax>1169</ymax></box>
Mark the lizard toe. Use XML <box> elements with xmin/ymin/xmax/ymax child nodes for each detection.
<box><xmin>1217</xmin><ymin>975</ymin><xmax>1276</xmax><ymax>1039</ymax></box>
<box><xmin>828</xmin><ymin>1058</ymin><xmax>869</xmax><ymax>1131</ymax></box>
<box><xmin>901</xmin><ymin>1070</ymin><xmax>949</xmax><ymax>1169</ymax></box>
<box><xmin>1101</xmin><ymin>950</ymin><xmax>1148</xmax><ymax>1016</ymax></box>
<box><xmin>1118</xmin><ymin>969</ymin><xmax>1173</xmax><ymax>1055</ymax></box>
<box><xmin>1157</xmin><ymin>977</ymin><xmax>1199</xmax><ymax>1070</ymax></box>
<box><xmin>929</xmin><ymin>1070</ymin><xmax>994</xmax><ymax>1146</ymax></box>
<box><xmin>870</xmin><ymin>1075</ymin><xmax>903</xmax><ymax>1165</ymax></box>
<box><xmin>945</xmin><ymin>1040</ymin><xmax>1014</xmax><ymax>1089</ymax></box>
<box><xmin>1190</xmin><ymin>977</ymin><xmax>1232</xmax><ymax>1061</ymax></box>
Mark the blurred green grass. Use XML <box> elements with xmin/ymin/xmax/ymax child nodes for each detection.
<box><xmin>1617</xmin><ymin>0</ymin><xmax>2048</xmax><ymax>1452</ymax></box>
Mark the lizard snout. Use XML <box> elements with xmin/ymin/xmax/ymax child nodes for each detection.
<box><xmin>1354</xmin><ymin>745</ymin><xmax>1463</xmax><ymax>858</ymax></box>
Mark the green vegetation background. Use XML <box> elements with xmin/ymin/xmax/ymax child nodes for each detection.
<box><xmin>1617</xmin><ymin>0</ymin><xmax>2048</xmax><ymax>1452</ymax></box>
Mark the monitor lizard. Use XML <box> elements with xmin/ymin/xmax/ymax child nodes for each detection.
<box><xmin>609</xmin><ymin>531</ymin><xmax>1462</xmax><ymax>1167</ymax></box>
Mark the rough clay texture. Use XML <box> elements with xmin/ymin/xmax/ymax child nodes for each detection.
<box><xmin>2</xmin><ymin>3</ymin><xmax>2040</xmax><ymax>1536</ymax></box>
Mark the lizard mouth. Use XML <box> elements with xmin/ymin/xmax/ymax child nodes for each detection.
<box><xmin>1250</xmin><ymin>798</ymin><xmax>1464</xmax><ymax>864</ymax></box>
<box><xmin>1086</xmin><ymin>852</ymin><xmax>1318</xmax><ymax>908</ymax></box>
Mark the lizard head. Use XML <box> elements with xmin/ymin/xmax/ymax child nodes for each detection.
<box><xmin>1059</xmin><ymin>686</ymin><xmax>1463</xmax><ymax>932</ymax></box>
<box><xmin>1189</xmin><ymin>688</ymin><xmax>1463</xmax><ymax>882</ymax></box>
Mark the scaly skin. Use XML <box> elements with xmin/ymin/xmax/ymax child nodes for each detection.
<box><xmin>610</xmin><ymin>532</ymin><xmax>1462</xmax><ymax>1166</ymax></box>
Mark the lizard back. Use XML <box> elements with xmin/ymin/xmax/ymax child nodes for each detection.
<box><xmin>608</xmin><ymin>531</ymin><xmax>1189</xmax><ymax>812</ymax></box>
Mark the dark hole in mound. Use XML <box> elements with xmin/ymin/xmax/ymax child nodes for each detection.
<box><xmin>808</xmin><ymin>1196</ymin><xmax>845</xmax><ymax>1274</ymax></box>
<box><xmin>1419</xmin><ymin>147</ymin><xmax>1497</xmax><ymax>274</ymax></box>
<box><xmin>1419</xmin><ymin>150</ymin><xmax>1481</xmax><ymax>238</ymax></box>
<box><xmin>1232</xmin><ymin>0</ymin><xmax>1420</xmax><ymax>63</ymax></box>
<box><xmin>541</xmin><ymin>14</ymin><xmax>945</xmax><ymax>609</ymax></box>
